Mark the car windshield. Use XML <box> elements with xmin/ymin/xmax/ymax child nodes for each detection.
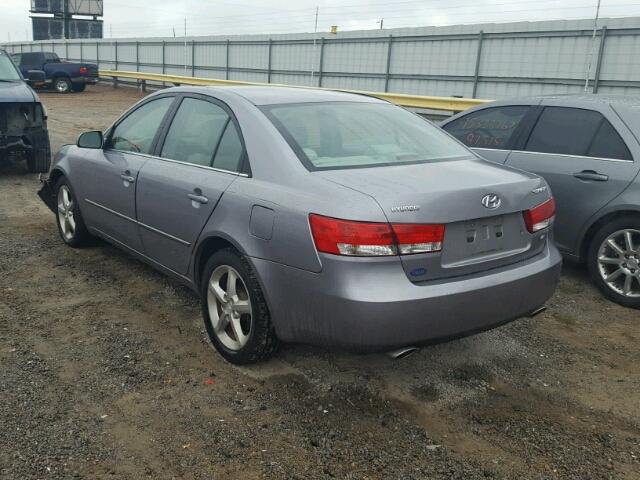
<box><xmin>0</xmin><ymin>54</ymin><xmax>22</xmax><ymax>81</ymax></box>
<box><xmin>263</xmin><ymin>101</ymin><xmax>470</xmax><ymax>170</ymax></box>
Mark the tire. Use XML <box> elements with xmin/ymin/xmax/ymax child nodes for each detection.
<box><xmin>71</xmin><ymin>82</ymin><xmax>86</xmax><ymax>93</ymax></box>
<box><xmin>53</xmin><ymin>76</ymin><xmax>72</xmax><ymax>94</ymax></box>
<box><xmin>26</xmin><ymin>149</ymin><xmax>51</xmax><ymax>173</ymax></box>
<box><xmin>54</xmin><ymin>177</ymin><xmax>91</xmax><ymax>248</ymax></box>
<box><xmin>587</xmin><ymin>217</ymin><xmax>640</xmax><ymax>309</ymax></box>
<box><xmin>201</xmin><ymin>248</ymin><xmax>279</xmax><ymax>364</ymax></box>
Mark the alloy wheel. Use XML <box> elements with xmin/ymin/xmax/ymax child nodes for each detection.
<box><xmin>207</xmin><ymin>265</ymin><xmax>253</xmax><ymax>351</ymax></box>
<box><xmin>57</xmin><ymin>185</ymin><xmax>76</xmax><ymax>242</ymax></box>
<box><xmin>55</xmin><ymin>79</ymin><xmax>69</xmax><ymax>93</ymax></box>
<box><xmin>597</xmin><ymin>229</ymin><xmax>640</xmax><ymax>298</ymax></box>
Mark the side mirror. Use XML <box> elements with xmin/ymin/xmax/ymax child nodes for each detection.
<box><xmin>26</xmin><ymin>70</ymin><xmax>46</xmax><ymax>85</ymax></box>
<box><xmin>77</xmin><ymin>131</ymin><xmax>103</xmax><ymax>149</ymax></box>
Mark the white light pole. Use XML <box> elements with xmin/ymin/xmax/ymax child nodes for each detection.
<box><xmin>584</xmin><ymin>0</ymin><xmax>602</xmax><ymax>92</ymax></box>
<box><xmin>310</xmin><ymin>6</ymin><xmax>319</xmax><ymax>84</ymax></box>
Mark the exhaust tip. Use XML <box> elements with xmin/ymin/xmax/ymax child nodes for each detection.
<box><xmin>528</xmin><ymin>306</ymin><xmax>547</xmax><ymax>318</ymax></box>
<box><xmin>386</xmin><ymin>346</ymin><xmax>418</xmax><ymax>360</ymax></box>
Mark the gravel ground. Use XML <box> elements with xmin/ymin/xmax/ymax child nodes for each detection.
<box><xmin>0</xmin><ymin>84</ymin><xmax>639</xmax><ymax>480</ymax></box>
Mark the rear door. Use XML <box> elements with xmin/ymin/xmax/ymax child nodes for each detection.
<box><xmin>505</xmin><ymin>104</ymin><xmax>640</xmax><ymax>253</ymax></box>
<box><xmin>442</xmin><ymin>104</ymin><xmax>534</xmax><ymax>164</ymax></box>
<box><xmin>135</xmin><ymin>95</ymin><xmax>246</xmax><ymax>275</ymax></box>
<box><xmin>79</xmin><ymin>95</ymin><xmax>176</xmax><ymax>252</ymax></box>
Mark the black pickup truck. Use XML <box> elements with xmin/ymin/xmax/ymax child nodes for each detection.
<box><xmin>11</xmin><ymin>51</ymin><xmax>98</xmax><ymax>94</ymax></box>
<box><xmin>0</xmin><ymin>50</ymin><xmax>51</xmax><ymax>172</ymax></box>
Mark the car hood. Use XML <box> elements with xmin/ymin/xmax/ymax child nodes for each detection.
<box><xmin>316</xmin><ymin>157</ymin><xmax>548</xmax><ymax>224</ymax></box>
<box><xmin>0</xmin><ymin>80</ymin><xmax>36</xmax><ymax>103</ymax></box>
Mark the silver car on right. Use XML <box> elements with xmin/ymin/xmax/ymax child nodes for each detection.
<box><xmin>442</xmin><ymin>95</ymin><xmax>640</xmax><ymax>308</ymax></box>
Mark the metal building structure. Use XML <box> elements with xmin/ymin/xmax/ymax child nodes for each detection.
<box><xmin>30</xmin><ymin>0</ymin><xmax>103</xmax><ymax>40</ymax></box>
<box><xmin>4</xmin><ymin>16</ymin><xmax>640</xmax><ymax>98</ymax></box>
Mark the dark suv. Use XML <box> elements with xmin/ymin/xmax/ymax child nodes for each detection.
<box><xmin>11</xmin><ymin>52</ymin><xmax>98</xmax><ymax>94</ymax></box>
<box><xmin>0</xmin><ymin>49</ymin><xmax>50</xmax><ymax>173</ymax></box>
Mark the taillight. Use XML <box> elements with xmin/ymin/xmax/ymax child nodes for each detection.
<box><xmin>523</xmin><ymin>197</ymin><xmax>556</xmax><ymax>233</ymax></box>
<box><xmin>79</xmin><ymin>66</ymin><xmax>88</xmax><ymax>75</ymax></box>
<box><xmin>392</xmin><ymin>223</ymin><xmax>445</xmax><ymax>254</ymax></box>
<box><xmin>309</xmin><ymin>214</ymin><xmax>445</xmax><ymax>257</ymax></box>
<box><xmin>309</xmin><ymin>214</ymin><xmax>396</xmax><ymax>256</ymax></box>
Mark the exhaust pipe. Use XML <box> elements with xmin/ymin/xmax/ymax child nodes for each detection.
<box><xmin>386</xmin><ymin>346</ymin><xmax>418</xmax><ymax>359</ymax></box>
<box><xmin>528</xmin><ymin>306</ymin><xmax>547</xmax><ymax>318</ymax></box>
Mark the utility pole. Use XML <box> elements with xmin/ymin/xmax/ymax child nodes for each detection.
<box><xmin>377</xmin><ymin>18</ymin><xmax>384</xmax><ymax>30</ymax></box>
<box><xmin>584</xmin><ymin>0</ymin><xmax>602</xmax><ymax>92</ymax></box>
<box><xmin>184</xmin><ymin>17</ymin><xmax>188</xmax><ymax>74</ymax></box>
<box><xmin>63</xmin><ymin>0</ymin><xmax>70</xmax><ymax>39</ymax></box>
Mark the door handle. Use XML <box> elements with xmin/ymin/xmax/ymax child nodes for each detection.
<box><xmin>573</xmin><ymin>170</ymin><xmax>609</xmax><ymax>182</ymax></box>
<box><xmin>188</xmin><ymin>193</ymin><xmax>209</xmax><ymax>205</ymax></box>
<box><xmin>120</xmin><ymin>172</ymin><xmax>136</xmax><ymax>183</ymax></box>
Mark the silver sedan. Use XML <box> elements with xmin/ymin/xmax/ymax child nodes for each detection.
<box><xmin>39</xmin><ymin>86</ymin><xmax>561</xmax><ymax>364</ymax></box>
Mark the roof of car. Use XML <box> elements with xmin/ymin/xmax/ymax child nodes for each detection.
<box><xmin>492</xmin><ymin>93</ymin><xmax>640</xmax><ymax>109</ymax></box>
<box><xmin>168</xmin><ymin>85</ymin><xmax>387</xmax><ymax>106</ymax></box>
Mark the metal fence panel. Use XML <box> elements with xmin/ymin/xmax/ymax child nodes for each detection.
<box><xmin>4</xmin><ymin>17</ymin><xmax>640</xmax><ymax>99</ymax></box>
<box><xmin>323</xmin><ymin>40</ymin><xmax>388</xmax><ymax>74</ymax></box>
<box><xmin>391</xmin><ymin>38</ymin><xmax>478</xmax><ymax>77</ymax></box>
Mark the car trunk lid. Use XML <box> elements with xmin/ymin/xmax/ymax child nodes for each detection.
<box><xmin>317</xmin><ymin>158</ymin><xmax>551</xmax><ymax>281</ymax></box>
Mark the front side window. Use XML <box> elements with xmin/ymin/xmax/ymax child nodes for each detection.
<box><xmin>0</xmin><ymin>54</ymin><xmax>22</xmax><ymax>81</ymax></box>
<box><xmin>161</xmin><ymin>98</ymin><xmax>231</xmax><ymax>167</ymax></box>
<box><xmin>264</xmin><ymin>102</ymin><xmax>470</xmax><ymax>170</ymax></box>
<box><xmin>20</xmin><ymin>53</ymin><xmax>38</xmax><ymax>66</ymax></box>
<box><xmin>108</xmin><ymin>97</ymin><xmax>174</xmax><ymax>154</ymax></box>
<box><xmin>443</xmin><ymin>106</ymin><xmax>529</xmax><ymax>149</ymax></box>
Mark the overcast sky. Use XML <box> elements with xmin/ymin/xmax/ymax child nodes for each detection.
<box><xmin>2</xmin><ymin>0</ymin><xmax>640</xmax><ymax>41</ymax></box>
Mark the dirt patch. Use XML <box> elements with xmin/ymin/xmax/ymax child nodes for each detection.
<box><xmin>1</xmin><ymin>84</ymin><xmax>639</xmax><ymax>479</ymax></box>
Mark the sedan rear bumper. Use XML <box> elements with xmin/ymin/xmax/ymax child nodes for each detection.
<box><xmin>251</xmin><ymin>243</ymin><xmax>561</xmax><ymax>352</ymax></box>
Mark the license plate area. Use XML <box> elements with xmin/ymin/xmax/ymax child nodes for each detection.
<box><xmin>464</xmin><ymin>215</ymin><xmax>506</xmax><ymax>256</ymax></box>
<box><xmin>441</xmin><ymin>213</ymin><xmax>529</xmax><ymax>268</ymax></box>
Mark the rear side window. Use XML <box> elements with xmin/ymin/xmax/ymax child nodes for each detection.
<box><xmin>588</xmin><ymin>119</ymin><xmax>632</xmax><ymax>160</ymax></box>
<box><xmin>443</xmin><ymin>106</ymin><xmax>528</xmax><ymax>149</ymax></box>
<box><xmin>161</xmin><ymin>98</ymin><xmax>230</xmax><ymax>167</ymax></box>
<box><xmin>213</xmin><ymin>123</ymin><xmax>244</xmax><ymax>172</ymax></box>
<box><xmin>108</xmin><ymin>97</ymin><xmax>174</xmax><ymax>154</ymax></box>
<box><xmin>525</xmin><ymin>106</ymin><xmax>631</xmax><ymax>160</ymax></box>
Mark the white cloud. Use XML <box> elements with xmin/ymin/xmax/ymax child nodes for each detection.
<box><xmin>2</xmin><ymin>0</ymin><xmax>640</xmax><ymax>41</ymax></box>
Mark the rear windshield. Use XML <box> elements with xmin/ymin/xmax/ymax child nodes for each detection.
<box><xmin>262</xmin><ymin>101</ymin><xmax>470</xmax><ymax>170</ymax></box>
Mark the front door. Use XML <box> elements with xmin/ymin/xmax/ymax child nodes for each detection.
<box><xmin>136</xmin><ymin>96</ymin><xmax>246</xmax><ymax>274</ymax></box>
<box><xmin>505</xmin><ymin>105</ymin><xmax>640</xmax><ymax>253</ymax></box>
<box><xmin>79</xmin><ymin>96</ymin><xmax>176</xmax><ymax>252</ymax></box>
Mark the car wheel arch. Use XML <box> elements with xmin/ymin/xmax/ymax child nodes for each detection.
<box><xmin>192</xmin><ymin>234</ymin><xmax>251</xmax><ymax>289</ymax></box>
<box><xmin>49</xmin><ymin>167</ymin><xmax>66</xmax><ymax>186</ymax></box>
<box><xmin>580</xmin><ymin>209</ymin><xmax>640</xmax><ymax>262</ymax></box>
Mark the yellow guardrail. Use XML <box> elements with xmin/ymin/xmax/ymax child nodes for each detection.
<box><xmin>99</xmin><ymin>69</ymin><xmax>490</xmax><ymax>112</ymax></box>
